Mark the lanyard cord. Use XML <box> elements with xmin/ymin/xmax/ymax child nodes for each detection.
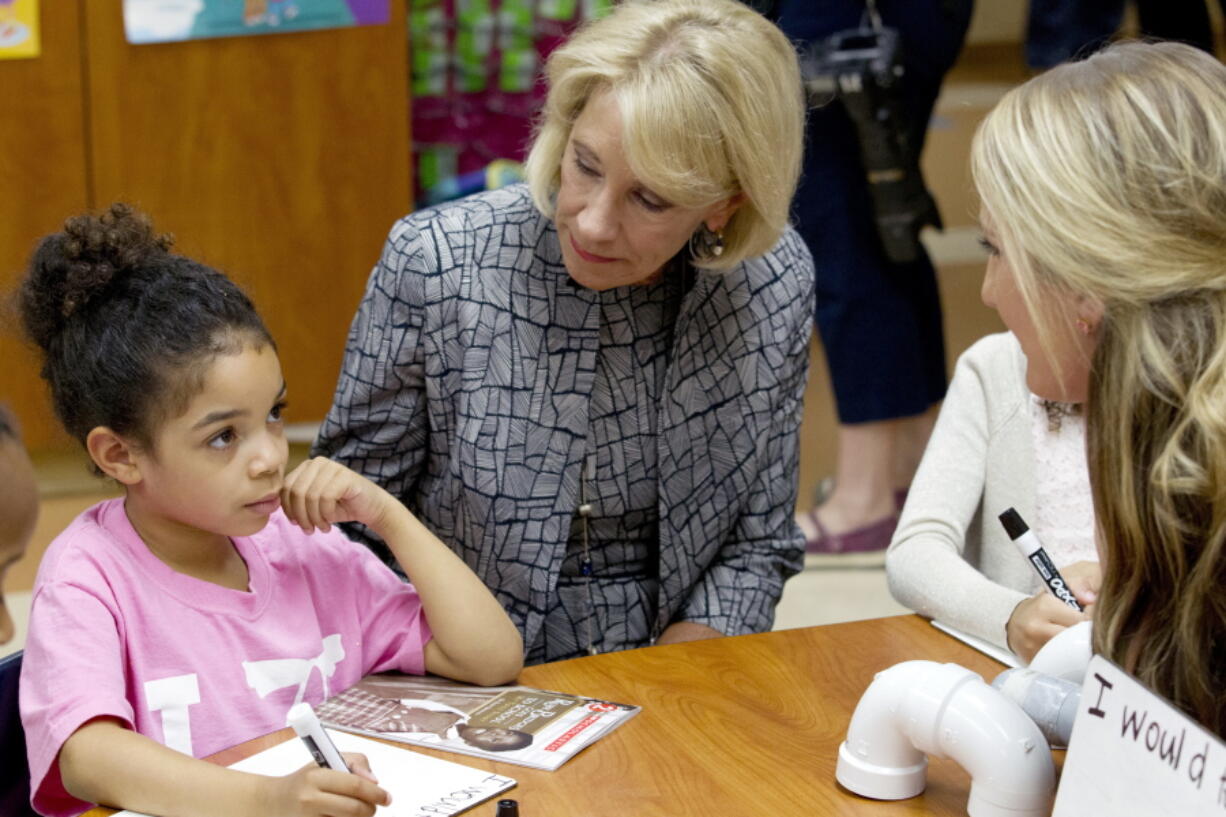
<box><xmin>578</xmin><ymin>452</ymin><xmax>598</xmax><ymax>656</ymax></box>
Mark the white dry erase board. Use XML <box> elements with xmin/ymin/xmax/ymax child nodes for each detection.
<box><xmin>115</xmin><ymin>730</ymin><xmax>515</xmax><ymax>817</ymax></box>
<box><xmin>930</xmin><ymin>619</ymin><xmax>1021</xmax><ymax>668</ymax></box>
<box><xmin>1052</xmin><ymin>655</ymin><xmax>1225</xmax><ymax>815</ymax></box>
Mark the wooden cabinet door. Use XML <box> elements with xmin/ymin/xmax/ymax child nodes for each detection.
<box><xmin>83</xmin><ymin>2</ymin><xmax>413</xmax><ymax>441</ymax></box>
<box><xmin>0</xmin><ymin>2</ymin><xmax>89</xmax><ymax>451</ymax></box>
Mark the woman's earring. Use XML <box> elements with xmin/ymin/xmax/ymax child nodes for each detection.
<box><xmin>690</xmin><ymin>225</ymin><xmax>725</xmax><ymax>260</ymax></box>
<box><xmin>1076</xmin><ymin>318</ymin><xmax>1093</xmax><ymax>335</ymax></box>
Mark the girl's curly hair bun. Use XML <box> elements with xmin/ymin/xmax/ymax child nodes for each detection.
<box><xmin>21</xmin><ymin>203</ymin><xmax>174</xmax><ymax>351</ymax></box>
<box><xmin>59</xmin><ymin>203</ymin><xmax>174</xmax><ymax>317</ymax></box>
<box><xmin>17</xmin><ymin>202</ymin><xmax>272</xmax><ymax>452</ymax></box>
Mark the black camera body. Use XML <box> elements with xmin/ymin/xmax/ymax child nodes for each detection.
<box><xmin>801</xmin><ymin>26</ymin><xmax>942</xmax><ymax>264</ymax></box>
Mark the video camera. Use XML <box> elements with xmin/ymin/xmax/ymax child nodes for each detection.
<box><xmin>800</xmin><ymin>22</ymin><xmax>942</xmax><ymax>264</ymax></box>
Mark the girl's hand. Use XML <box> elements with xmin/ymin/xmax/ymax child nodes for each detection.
<box><xmin>1005</xmin><ymin>592</ymin><xmax>1090</xmax><ymax>663</ymax></box>
<box><xmin>262</xmin><ymin>753</ymin><xmax>389</xmax><ymax>817</ymax></box>
<box><xmin>282</xmin><ymin>457</ymin><xmax>396</xmax><ymax>535</ymax></box>
<box><xmin>1060</xmin><ymin>559</ymin><xmax>1102</xmax><ymax>608</ymax></box>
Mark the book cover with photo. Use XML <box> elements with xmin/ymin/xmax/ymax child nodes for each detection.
<box><xmin>316</xmin><ymin>673</ymin><xmax>640</xmax><ymax>771</ymax></box>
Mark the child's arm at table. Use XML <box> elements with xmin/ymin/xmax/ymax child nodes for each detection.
<box><xmin>282</xmin><ymin>458</ymin><xmax>523</xmax><ymax>687</ymax></box>
<box><xmin>59</xmin><ymin>717</ymin><xmax>387</xmax><ymax>817</ymax></box>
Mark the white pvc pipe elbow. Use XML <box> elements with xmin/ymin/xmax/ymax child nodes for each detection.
<box><xmin>1027</xmin><ymin>620</ymin><xmax>1092</xmax><ymax>684</ymax></box>
<box><xmin>836</xmin><ymin>660</ymin><xmax>1055</xmax><ymax>817</ymax></box>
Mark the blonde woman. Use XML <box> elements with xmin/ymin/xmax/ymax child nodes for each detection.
<box><xmin>971</xmin><ymin>41</ymin><xmax>1226</xmax><ymax>736</ymax></box>
<box><xmin>316</xmin><ymin>0</ymin><xmax>813</xmax><ymax>664</ymax></box>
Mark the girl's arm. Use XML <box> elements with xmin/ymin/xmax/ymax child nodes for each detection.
<box><xmin>886</xmin><ymin>335</ymin><xmax>1033</xmax><ymax>650</ymax></box>
<box><xmin>282</xmin><ymin>457</ymin><xmax>523</xmax><ymax>686</ymax></box>
<box><xmin>59</xmin><ymin>718</ymin><xmax>387</xmax><ymax>817</ymax></box>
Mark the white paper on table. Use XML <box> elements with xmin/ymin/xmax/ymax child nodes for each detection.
<box><xmin>931</xmin><ymin>619</ymin><xmax>1021</xmax><ymax>668</ymax></box>
<box><xmin>115</xmin><ymin>729</ymin><xmax>515</xmax><ymax>817</ymax></box>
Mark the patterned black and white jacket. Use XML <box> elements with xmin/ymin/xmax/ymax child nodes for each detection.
<box><xmin>315</xmin><ymin>185</ymin><xmax>814</xmax><ymax>661</ymax></box>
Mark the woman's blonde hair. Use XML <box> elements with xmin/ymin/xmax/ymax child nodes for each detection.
<box><xmin>972</xmin><ymin>41</ymin><xmax>1226</xmax><ymax>737</ymax></box>
<box><xmin>523</xmin><ymin>0</ymin><xmax>804</xmax><ymax>270</ymax></box>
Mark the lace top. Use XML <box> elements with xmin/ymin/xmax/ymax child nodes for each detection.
<box><xmin>1028</xmin><ymin>396</ymin><xmax>1097</xmax><ymax>569</ymax></box>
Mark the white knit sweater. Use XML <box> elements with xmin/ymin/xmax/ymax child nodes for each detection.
<box><xmin>886</xmin><ymin>332</ymin><xmax>1095</xmax><ymax>649</ymax></box>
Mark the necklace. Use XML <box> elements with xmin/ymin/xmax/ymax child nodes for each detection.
<box><xmin>1040</xmin><ymin>399</ymin><xmax>1081</xmax><ymax>433</ymax></box>
<box><xmin>578</xmin><ymin>453</ymin><xmax>598</xmax><ymax>656</ymax></box>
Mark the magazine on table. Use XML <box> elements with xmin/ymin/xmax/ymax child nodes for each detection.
<box><xmin>316</xmin><ymin>673</ymin><xmax>641</xmax><ymax>771</ymax></box>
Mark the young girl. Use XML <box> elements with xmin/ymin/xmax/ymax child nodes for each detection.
<box><xmin>969</xmin><ymin>41</ymin><xmax>1226</xmax><ymax>736</ymax></box>
<box><xmin>17</xmin><ymin>204</ymin><xmax>524</xmax><ymax>817</ymax></box>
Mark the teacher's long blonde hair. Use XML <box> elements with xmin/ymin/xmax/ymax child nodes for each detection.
<box><xmin>972</xmin><ymin>41</ymin><xmax>1226</xmax><ymax>737</ymax></box>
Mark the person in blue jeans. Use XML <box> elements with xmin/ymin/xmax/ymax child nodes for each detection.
<box><xmin>778</xmin><ymin>0</ymin><xmax>972</xmax><ymax>553</ymax></box>
<box><xmin>1026</xmin><ymin>0</ymin><xmax>1223</xmax><ymax>71</ymax></box>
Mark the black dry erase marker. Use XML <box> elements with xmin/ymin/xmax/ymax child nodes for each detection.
<box><xmin>496</xmin><ymin>798</ymin><xmax>520</xmax><ymax>817</ymax></box>
<box><xmin>287</xmin><ymin>702</ymin><xmax>351</xmax><ymax>772</ymax></box>
<box><xmin>998</xmin><ymin>508</ymin><xmax>1084</xmax><ymax>612</ymax></box>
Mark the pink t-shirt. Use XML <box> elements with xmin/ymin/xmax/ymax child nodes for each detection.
<box><xmin>20</xmin><ymin>498</ymin><xmax>432</xmax><ymax>817</ymax></box>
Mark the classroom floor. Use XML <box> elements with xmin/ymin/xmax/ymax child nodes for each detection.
<box><xmin>0</xmin><ymin>47</ymin><xmax>1022</xmax><ymax>659</ymax></box>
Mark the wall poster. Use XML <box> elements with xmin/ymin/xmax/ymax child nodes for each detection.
<box><xmin>0</xmin><ymin>0</ymin><xmax>40</xmax><ymax>60</ymax></box>
<box><xmin>123</xmin><ymin>0</ymin><xmax>390</xmax><ymax>45</ymax></box>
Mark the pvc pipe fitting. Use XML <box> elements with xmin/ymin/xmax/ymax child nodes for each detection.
<box><xmin>992</xmin><ymin>668</ymin><xmax>1081</xmax><ymax>748</ymax></box>
<box><xmin>837</xmin><ymin>660</ymin><xmax>1055</xmax><ymax>817</ymax></box>
<box><xmin>1027</xmin><ymin>620</ymin><xmax>1092</xmax><ymax>684</ymax></box>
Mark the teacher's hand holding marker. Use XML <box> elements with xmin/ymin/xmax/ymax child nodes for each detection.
<box><xmin>999</xmin><ymin>508</ymin><xmax>1099</xmax><ymax>662</ymax></box>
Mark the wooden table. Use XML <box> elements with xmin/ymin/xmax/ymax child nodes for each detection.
<box><xmin>89</xmin><ymin>615</ymin><xmax>1029</xmax><ymax>816</ymax></box>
